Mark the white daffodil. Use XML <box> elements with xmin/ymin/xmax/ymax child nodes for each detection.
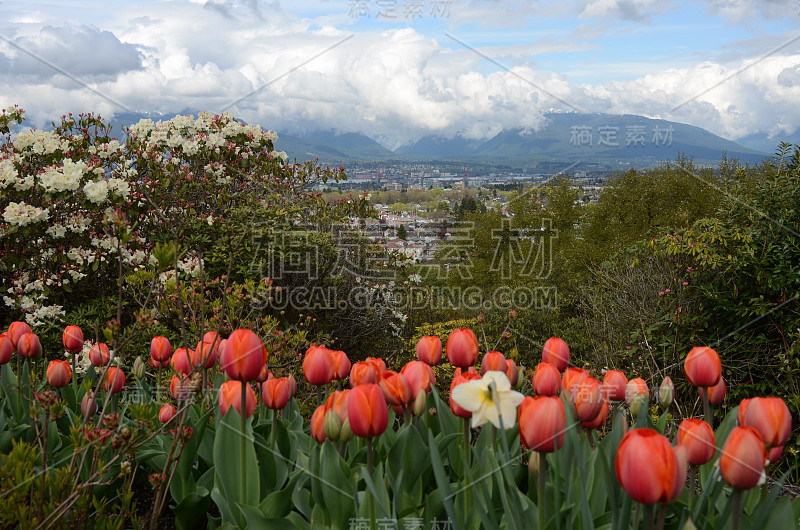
<box><xmin>451</xmin><ymin>371</ymin><xmax>525</xmax><ymax>429</ymax></box>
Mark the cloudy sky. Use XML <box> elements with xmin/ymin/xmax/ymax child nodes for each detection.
<box><xmin>1</xmin><ymin>0</ymin><xmax>799</xmax><ymax>148</ymax></box>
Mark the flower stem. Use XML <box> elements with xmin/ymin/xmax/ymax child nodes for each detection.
<box><xmin>538</xmin><ymin>451</ymin><xmax>546</xmax><ymax>530</ymax></box>
<box><xmin>702</xmin><ymin>386</ymin><xmax>713</xmax><ymax>429</ymax></box>
<box><xmin>656</xmin><ymin>504</ymin><xmax>666</xmax><ymax>530</ymax></box>
<box><xmin>732</xmin><ymin>489</ymin><xmax>743</xmax><ymax>530</ymax></box>
<box><xmin>645</xmin><ymin>504</ymin><xmax>654</xmax><ymax>530</ymax></box>
<box><xmin>240</xmin><ymin>381</ymin><xmax>247</xmax><ymax>502</ymax></box>
<box><xmin>688</xmin><ymin>465</ymin><xmax>697</xmax><ymax>510</ymax></box>
<box><xmin>270</xmin><ymin>408</ymin><xmax>277</xmax><ymax>451</ymax></box>
<box><xmin>463</xmin><ymin>418</ymin><xmax>471</xmax><ymax>522</ymax></box>
<box><xmin>367</xmin><ymin>437</ymin><xmax>375</xmax><ymax>529</ymax></box>
<box><xmin>72</xmin><ymin>354</ymin><xmax>77</xmax><ymax>395</ymax></box>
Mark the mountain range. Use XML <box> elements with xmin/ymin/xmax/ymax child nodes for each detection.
<box><xmin>108</xmin><ymin>111</ymin><xmax>781</xmax><ymax>168</ymax></box>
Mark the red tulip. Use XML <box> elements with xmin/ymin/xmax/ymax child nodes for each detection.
<box><xmin>62</xmin><ymin>325</ymin><xmax>84</xmax><ymax>354</ymax></box>
<box><xmin>170</xmin><ymin>347</ymin><xmax>195</xmax><ymax>375</ymax></box>
<box><xmin>89</xmin><ymin>342</ymin><xmax>111</xmax><ymax>367</ymax></box>
<box><xmin>310</xmin><ymin>404</ymin><xmax>327</xmax><ymax>443</ymax></box>
<box><xmin>379</xmin><ymin>371</ymin><xmax>411</xmax><ymax>407</ymax></box>
<box><xmin>720</xmin><ymin>426</ymin><xmax>767</xmax><ymax>490</ymax></box>
<box><xmin>677</xmin><ymin>418</ymin><xmax>716</xmax><ymax>466</ymax></box>
<box><xmin>46</xmin><ymin>360</ymin><xmax>71</xmax><ymax>387</ymax></box>
<box><xmin>303</xmin><ymin>345</ymin><xmax>335</xmax><ymax>385</ymax></box>
<box><xmin>256</xmin><ymin>365</ymin><xmax>271</xmax><ymax>383</ymax></box>
<box><xmin>262</xmin><ymin>377</ymin><xmax>291</xmax><ymax>410</ymax></box>
<box><xmin>450</xmin><ymin>371</ymin><xmax>482</xmax><ymax>418</ymax></box>
<box><xmin>684</xmin><ymin>346</ymin><xmax>721</xmax><ymax>388</ymax></box>
<box><xmin>195</xmin><ymin>338</ymin><xmax>219</xmax><ymax>369</ymax></box>
<box><xmin>81</xmin><ymin>392</ymin><xmax>97</xmax><ymax>416</ymax></box>
<box><xmin>698</xmin><ymin>376</ymin><xmax>726</xmax><ymax>405</ymax></box>
<box><xmin>17</xmin><ymin>332</ymin><xmax>41</xmax><ymax>359</ymax></box>
<box><xmin>533</xmin><ymin>362</ymin><xmax>561</xmax><ymax>396</ymax></box>
<box><xmin>151</xmin><ymin>336</ymin><xmax>172</xmax><ymax>364</ymax></box>
<box><xmin>287</xmin><ymin>374</ymin><xmax>297</xmax><ymax>396</ymax></box>
<box><xmin>573</xmin><ymin>377</ymin><xmax>604</xmax><ymax>422</ymax></box>
<box><xmin>616</xmin><ymin>428</ymin><xmax>683</xmax><ymax>504</ymax></box>
<box><xmin>542</xmin><ymin>337</ymin><xmax>569</xmax><ymax>372</ymax></box>
<box><xmin>740</xmin><ymin>397</ymin><xmax>792</xmax><ymax>448</ymax></box>
<box><xmin>103</xmin><ymin>367</ymin><xmax>126</xmax><ymax>393</ymax></box>
<box><xmin>347</xmin><ymin>383</ymin><xmax>389</xmax><ymax>438</ymax></box>
<box><xmin>416</xmin><ymin>335</ymin><xmax>442</xmax><ymax>366</ymax></box>
<box><xmin>0</xmin><ymin>334</ymin><xmax>12</xmax><ymax>365</ymax></box>
<box><xmin>350</xmin><ymin>361</ymin><xmax>380</xmax><ymax>387</ymax></box>
<box><xmin>400</xmin><ymin>360</ymin><xmax>435</xmax><ymax>397</ymax></box>
<box><xmin>768</xmin><ymin>445</ymin><xmax>783</xmax><ymax>464</ymax></box>
<box><xmin>7</xmin><ymin>321</ymin><xmax>31</xmax><ymax>348</ymax></box>
<box><xmin>518</xmin><ymin>395</ymin><xmax>566</xmax><ymax>452</ymax></box>
<box><xmin>582</xmin><ymin>396</ymin><xmax>609</xmax><ymax>429</ymax></box>
<box><xmin>602</xmin><ymin>370</ymin><xmax>628</xmax><ymax>401</ymax></box>
<box><xmin>218</xmin><ymin>380</ymin><xmax>256</xmax><ymax>418</ymax></box>
<box><xmin>159</xmin><ymin>404</ymin><xmax>177</xmax><ymax>423</ymax></box>
<box><xmin>330</xmin><ymin>350</ymin><xmax>351</xmax><ymax>380</ymax></box>
<box><xmin>220</xmin><ymin>329</ymin><xmax>266</xmax><ymax>382</ymax></box>
<box><xmin>480</xmin><ymin>350</ymin><xmax>507</xmax><ymax>375</ymax></box>
<box><xmin>505</xmin><ymin>359</ymin><xmax>518</xmax><ymax>386</ymax></box>
<box><xmin>445</xmin><ymin>328</ymin><xmax>479</xmax><ymax>368</ymax></box>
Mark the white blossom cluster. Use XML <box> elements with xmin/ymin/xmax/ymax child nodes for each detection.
<box><xmin>25</xmin><ymin>304</ymin><xmax>65</xmax><ymax>327</ymax></box>
<box><xmin>3</xmin><ymin>201</ymin><xmax>50</xmax><ymax>226</ymax></box>
<box><xmin>39</xmin><ymin>159</ymin><xmax>88</xmax><ymax>193</ymax></box>
<box><xmin>89</xmin><ymin>140</ymin><xmax>122</xmax><ymax>159</ymax></box>
<box><xmin>0</xmin><ymin>156</ymin><xmax>19</xmax><ymax>188</ymax></box>
<box><xmin>12</xmin><ymin>129</ymin><xmax>65</xmax><ymax>156</ymax></box>
<box><xmin>83</xmin><ymin>179</ymin><xmax>109</xmax><ymax>204</ymax></box>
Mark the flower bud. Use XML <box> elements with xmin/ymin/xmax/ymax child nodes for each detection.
<box><xmin>323</xmin><ymin>408</ymin><xmax>342</xmax><ymax>440</ymax></box>
<box><xmin>339</xmin><ymin>418</ymin><xmax>354</xmax><ymax>443</ymax></box>
<box><xmin>133</xmin><ymin>356</ymin><xmax>146</xmax><ymax>379</ymax></box>
<box><xmin>412</xmin><ymin>388</ymin><xmax>427</xmax><ymax>416</ymax></box>
<box><xmin>658</xmin><ymin>376</ymin><xmax>674</xmax><ymax>409</ymax></box>
<box><xmin>528</xmin><ymin>451</ymin><xmax>540</xmax><ymax>475</ymax></box>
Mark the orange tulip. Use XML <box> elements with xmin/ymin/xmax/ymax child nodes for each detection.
<box><xmin>616</xmin><ymin>428</ymin><xmax>683</xmax><ymax>505</ymax></box>
<box><xmin>365</xmin><ymin>357</ymin><xmax>387</xmax><ymax>376</ymax></box>
<box><xmin>450</xmin><ymin>371</ymin><xmax>482</xmax><ymax>418</ymax></box>
<box><xmin>625</xmin><ymin>377</ymin><xmax>649</xmax><ymax>405</ymax></box>
<box><xmin>159</xmin><ymin>404</ymin><xmax>177</xmax><ymax>423</ymax></box>
<box><xmin>677</xmin><ymin>418</ymin><xmax>715</xmax><ymax>466</ymax></box>
<box><xmin>518</xmin><ymin>395</ymin><xmax>566</xmax><ymax>452</ymax></box>
<box><xmin>62</xmin><ymin>325</ymin><xmax>84</xmax><ymax>354</ymax></box>
<box><xmin>170</xmin><ymin>375</ymin><xmax>195</xmax><ymax>401</ymax></box>
<box><xmin>445</xmin><ymin>328</ymin><xmax>479</xmax><ymax>368</ymax></box>
<box><xmin>103</xmin><ymin>367</ymin><xmax>126</xmax><ymax>393</ymax></box>
<box><xmin>46</xmin><ymin>360</ymin><xmax>71</xmax><ymax>387</ymax></box>
<box><xmin>220</xmin><ymin>329</ymin><xmax>266</xmax><ymax>382</ymax></box>
<box><xmin>287</xmin><ymin>374</ymin><xmax>297</xmax><ymax>396</ymax></box>
<box><xmin>698</xmin><ymin>376</ymin><xmax>726</xmax><ymax>405</ymax></box>
<box><xmin>7</xmin><ymin>321</ymin><xmax>31</xmax><ymax>348</ymax></box>
<box><xmin>262</xmin><ymin>377</ymin><xmax>291</xmax><ymax>410</ymax></box>
<box><xmin>0</xmin><ymin>334</ymin><xmax>12</xmax><ymax>365</ymax></box>
<box><xmin>720</xmin><ymin>426</ymin><xmax>767</xmax><ymax>490</ymax></box>
<box><xmin>379</xmin><ymin>371</ymin><xmax>412</xmax><ymax>407</ymax></box>
<box><xmin>416</xmin><ymin>335</ymin><xmax>442</xmax><ymax>366</ymax></box>
<box><xmin>349</xmin><ymin>360</ymin><xmax>380</xmax><ymax>387</ymax></box>
<box><xmin>89</xmin><ymin>342</ymin><xmax>111</xmax><ymax>367</ymax></box>
<box><xmin>218</xmin><ymin>380</ymin><xmax>256</xmax><ymax>418</ymax></box>
<box><xmin>347</xmin><ymin>383</ymin><xmax>389</xmax><ymax>438</ymax></box>
<box><xmin>150</xmin><ymin>336</ymin><xmax>172</xmax><ymax>365</ymax></box>
<box><xmin>480</xmin><ymin>350</ymin><xmax>507</xmax><ymax>375</ymax></box>
<box><xmin>400</xmin><ymin>360</ymin><xmax>435</xmax><ymax>397</ymax></box>
<box><xmin>684</xmin><ymin>346</ymin><xmax>721</xmax><ymax>388</ymax></box>
<box><xmin>324</xmin><ymin>389</ymin><xmax>351</xmax><ymax>422</ymax></box>
<box><xmin>561</xmin><ymin>367</ymin><xmax>589</xmax><ymax>396</ymax></box>
<box><xmin>740</xmin><ymin>396</ymin><xmax>792</xmax><ymax>448</ymax></box>
<box><xmin>17</xmin><ymin>332</ymin><xmax>41</xmax><ymax>358</ymax></box>
<box><xmin>256</xmin><ymin>365</ymin><xmax>271</xmax><ymax>383</ymax></box>
<box><xmin>573</xmin><ymin>377</ymin><xmax>603</xmax><ymax>422</ymax></box>
<box><xmin>533</xmin><ymin>362</ymin><xmax>561</xmax><ymax>396</ymax></box>
<box><xmin>602</xmin><ymin>370</ymin><xmax>628</xmax><ymax>401</ymax></box>
<box><xmin>768</xmin><ymin>445</ymin><xmax>784</xmax><ymax>464</ymax></box>
<box><xmin>542</xmin><ymin>337</ymin><xmax>569</xmax><ymax>372</ymax></box>
<box><xmin>195</xmin><ymin>338</ymin><xmax>219</xmax><ymax>369</ymax></box>
<box><xmin>330</xmin><ymin>349</ymin><xmax>351</xmax><ymax>380</ymax></box>
<box><xmin>310</xmin><ymin>404</ymin><xmax>327</xmax><ymax>443</ymax></box>
<box><xmin>302</xmin><ymin>345</ymin><xmax>335</xmax><ymax>385</ymax></box>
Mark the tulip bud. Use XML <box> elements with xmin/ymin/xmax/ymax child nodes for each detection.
<box><xmin>323</xmin><ymin>409</ymin><xmax>342</xmax><ymax>440</ymax></box>
<box><xmin>339</xmin><ymin>418</ymin><xmax>354</xmax><ymax>443</ymax></box>
<box><xmin>528</xmin><ymin>451</ymin><xmax>540</xmax><ymax>475</ymax></box>
<box><xmin>658</xmin><ymin>376</ymin><xmax>674</xmax><ymax>409</ymax></box>
<box><xmin>133</xmin><ymin>356</ymin><xmax>146</xmax><ymax>379</ymax></box>
<box><xmin>159</xmin><ymin>404</ymin><xmax>177</xmax><ymax>423</ymax></box>
<box><xmin>81</xmin><ymin>392</ymin><xmax>97</xmax><ymax>416</ymax></box>
<box><xmin>412</xmin><ymin>388</ymin><xmax>427</xmax><ymax>416</ymax></box>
